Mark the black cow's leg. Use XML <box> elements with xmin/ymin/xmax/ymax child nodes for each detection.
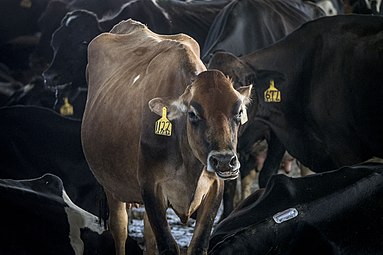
<box><xmin>141</xmin><ymin>188</ymin><xmax>179</xmax><ymax>255</ymax></box>
<box><xmin>221</xmin><ymin>179</ymin><xmax>237</xmax><ymax>220</ymax></box>
<box><xmin>259</xmin><ymin>133</ymin><xmax>285</xmax><ymax>188</ymax></box>
<box><xmin>105</xmin><ymin>190</ymin><xmax>128</xmax><ymax>255</ymax></box>
<box><xmin>188</xmin><ymin>178</ymin><xmax>224</xmax><ymax>255</ymax></box>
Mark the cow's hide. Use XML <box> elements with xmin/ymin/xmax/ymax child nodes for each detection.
<box><xmin>209</xmin><ymin>163</ymin><xmax>383</xmax><ymax>254</ymax></box>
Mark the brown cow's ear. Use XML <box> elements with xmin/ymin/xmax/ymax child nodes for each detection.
<box><xmin>148</xmin><ymin>85</ymin><xmax>193</xmax><ymax>120</ymax></box>
<box><xmin>148</xmin><ymin>97</ymin><xmax>185</xmax><ymax>121</ymax></box>
<box><xmin>237</xmin><ymin>84</ymin><xmax>252</xmax><ymax>105</ymax></box>
<box><xmin>148</xmin><ymin>97</ymin><xmax>167</xmax><ymax>116</ymax></box>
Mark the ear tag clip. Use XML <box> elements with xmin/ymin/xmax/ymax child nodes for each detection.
<box><xmin>240</xmin><ymin>105</ymin><xmax>248</xmax><ymax>125</ymax></box>
<box><xmin>154</xmin><ymin>107</ymin><xmax>172</xmax><ymax>137</ymax></box>
<box><xmin>60</xmin><ymin>97</ymin><xmax>74</xmax><ymax>116</ymax></box>
<box><xmin>20</xmin><ymin>0</ymin><xmax>32</xmax><ymax>8</ymax></box>
<box><xmin>264</xmin><ymin>80</ymin><xmax>281</xmax><ymax>102</ymax></box>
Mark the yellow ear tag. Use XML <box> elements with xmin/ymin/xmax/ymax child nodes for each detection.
<box><xmin>264</xmin><ymin>80</ymin><xmax>281</xmax><ymax>102</ymax></box>
<box><xmin>154</xmin><ymin>107</ymin><xmax>172</xmax><ymax>137</ymax></box>
<box><xmin>20</xmin><ymin>0</ymin><xmax>32</xmax><ymax>8</ymax></box>
<box><xmin>60</xmin><ymin>97</ymin><xmax>74</xmax><ymax>116</ymax></box>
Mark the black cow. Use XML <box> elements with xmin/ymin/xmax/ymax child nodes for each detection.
<box><xmin>29</xmin><ymin>0</ymin><xmax>70</xmax><ymax>74</ymax></box>
<box><xmin>0</xmin><ymin>105</ymin><xmax>104</xmax><ymax>217</ymax></box>
<box><xmin>203</xmin><ymin>0</ymin><xmax>326</xmax><ymax>219</ymax></box>
<box><xmin>157</xmin><ymin>0</ymin><xmax>230</xmax><ymax>47</ymax></box>
<box><xmin>40</xmin><ymin>10</ymin><xmax>109</xmax><ymax>118</ymax></box>
<box><xmin>208</xmin><ymin>163</ymin><xmax>383</xmax><ymax>254</ymax></box>
<box><xmin>201</xmin><ymin>0</ymin><xmax>325</xmax><ymax>63</ymax></box>
<box><xmin>208</xmin><ymin>15</ymin><xmax>383</xmax><ymax>188</ymax></box>
<box><xmin>0</xmin><ymin>173</ymin><xmax>142</xmax><ymax>255</ymax></box>
<box><xmin>40</xmin><ymin>7</ymin><xmax>165</xmax><ymax>118</ymax></box>
<box><xmin>29</xmin><ymin>0</ymin><xmax>134</xmax><ymax>73</ymax></box>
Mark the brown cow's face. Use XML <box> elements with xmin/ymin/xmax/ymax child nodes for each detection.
<box><xmin>149</xmin><ymin>70</ymin><xmax>251</xmax><ymax>180</ymax></box>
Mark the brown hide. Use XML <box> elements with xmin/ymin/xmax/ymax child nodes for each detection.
<box><xmin>82</xmin><ymin>19</ymin><xmax>251</xmax><ymax>254</ymax></box>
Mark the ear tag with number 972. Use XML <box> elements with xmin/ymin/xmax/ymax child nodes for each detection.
<box><xmin>154</xmin><ymin>107</ymin><xmax>172</xmax><ymax>137</ymax></box>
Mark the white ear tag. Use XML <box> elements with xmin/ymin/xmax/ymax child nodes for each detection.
<box><xmin>240</xmin><ymin>105</ymin><xmax>248</xmax><ymax>125</ymax></box>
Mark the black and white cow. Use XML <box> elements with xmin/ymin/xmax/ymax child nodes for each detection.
<box><xmin>0</xmin><ymin>173</ymin><xmax>142</xmax><ymax>255</ymax></box>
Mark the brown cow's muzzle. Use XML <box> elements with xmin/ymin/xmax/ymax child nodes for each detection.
<box><xmin>207</xmin><ymin>150</ymin><xmax>240</xmax><ymax>180</ymax></box>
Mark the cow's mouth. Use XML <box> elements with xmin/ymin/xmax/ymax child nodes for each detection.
<box><xmin>216</xmin><ymin>168</ymin><xmax>239</xmax><ymax>180</ymax></box>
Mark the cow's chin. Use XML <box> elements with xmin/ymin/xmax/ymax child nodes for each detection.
<box><xmin>215</xmin><ymin>168</ymin><xmax>240</xmax><ymax>180</ymax></box>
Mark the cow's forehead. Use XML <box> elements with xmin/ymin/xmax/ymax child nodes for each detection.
<box><xmin>190</xmin><ymin>71</ymin><xmax>240</xmax><ymax>113</ymax></box>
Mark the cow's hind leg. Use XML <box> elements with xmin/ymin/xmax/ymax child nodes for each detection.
<box><xmin>106</xmin><ymin>190</ymin><xmax>128</xmax><ymax>255</ymax></box>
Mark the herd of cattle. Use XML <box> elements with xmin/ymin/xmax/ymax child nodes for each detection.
<box><xmin>1</xmin><ymin>0</ymin><xmax>383</xmax><ymax>254</ymax></box>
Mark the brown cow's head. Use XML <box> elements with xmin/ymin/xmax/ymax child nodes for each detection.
<box><xmin>149</xmin><ymin>70</ymin><xmax>252</xmax><ymax>180</ymax></box>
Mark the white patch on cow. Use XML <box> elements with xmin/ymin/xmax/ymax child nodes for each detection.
<box><xmin>65</xmin><ymin>14</ymin><xmax>79</xmax><ymax>27</ymax></box>
<box><xmin>151</xmin><ymin>0</ymin><xmax>170</xmax><ymax>20</ymax></box>
<box><xmin>132</xmin><ymin>74</ymin><xmax>140</xmax><ymax>84</ymax></box>
<box><xmin>176</xmin><ymin>100</ymin><xmax>188</xmax><ymax>113</ymax></box>
<box><xmin>315</xmin><ymin>0</ymin><xmax>337</xmax><ymax>15</ymax></box>
<box><xmin>273</xmin><ymin>208</ymin><xmax>299</xmax><ymax>224</ymax></box>
<box><xmin>365</xmin><ymin>0</ymin><xmax>382</xmax><ymax>12</ymax></box>
<box><xmin>62</xmin><ymin>190</ymin><xmax>105</xmax><ymax>255</ymax></box>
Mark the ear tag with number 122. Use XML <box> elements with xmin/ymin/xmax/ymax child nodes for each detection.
<box><xmin>154</xmin><ymin>107</ymin><xmax>172</xmax><ymax>137</ymax></box>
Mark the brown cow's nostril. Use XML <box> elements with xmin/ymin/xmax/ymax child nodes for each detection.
<box><xmin>210</xmin><ymin>156</ymin><xmax>219</xmax><ymax>168</ymax></box>
<box><xmin>230</xmin><ymin>156</ymin><xmax>237</xmax><ymax>167</ymax></box>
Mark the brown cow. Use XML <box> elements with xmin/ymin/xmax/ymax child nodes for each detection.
<box><xmin>81</xmin><ymin>19</ymin><xmax>252</xmax><ymax>255</ymax></box>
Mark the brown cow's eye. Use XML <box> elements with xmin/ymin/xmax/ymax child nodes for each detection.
<box><xmin>234</xmin><ymin>109</ymin><xmax>243</xmax><ymax>123</ymax></box>
<box><xmin>188</xmin><ymin>111</ymin><xmax>200</xmax><ymax>123</ymax></box>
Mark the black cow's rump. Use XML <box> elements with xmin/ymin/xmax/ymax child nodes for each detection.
<box><xmin>209</xmin><ymin>163</ymin><xmax>383</xmax><ymax>254</ymax></box>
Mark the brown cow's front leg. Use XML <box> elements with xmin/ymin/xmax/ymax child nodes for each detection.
<box><xmin>188</xmin><ymin>179</ymin><xmax>224</xmax><ymax>255</ymax></box>
<box><xmin>142</xmin><ymin>188</ymin><xmax>179</xmax><ymax>255</ymax></box>
<box><xmin>105</xmin><ymin>190</ymin><xmax>128</xmax><ymax>255</ymax></box>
